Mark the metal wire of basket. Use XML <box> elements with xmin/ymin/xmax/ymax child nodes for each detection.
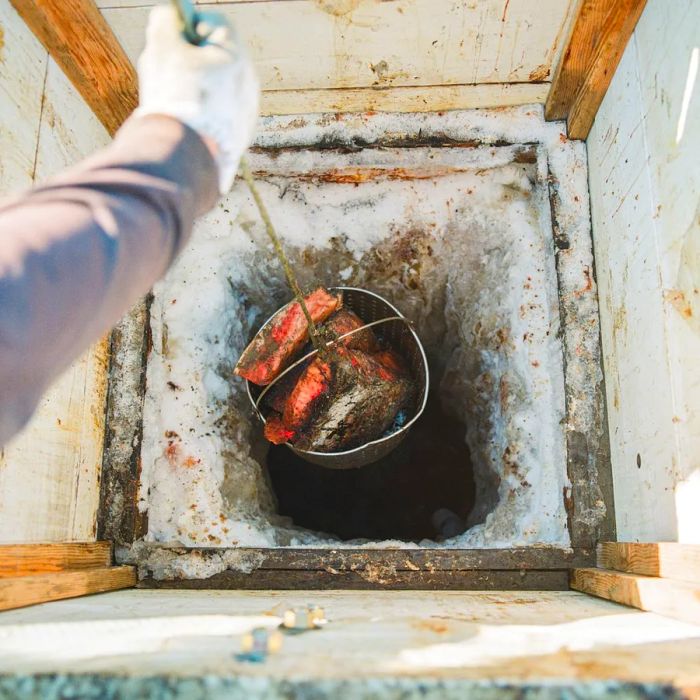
<box><xmin>245</xmin><ymin>287</ymin><xmax>429</xmax><ymax>469</ymax></box>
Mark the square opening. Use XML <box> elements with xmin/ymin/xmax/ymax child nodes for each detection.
<box><xmin>103</xmin><ymin>108</ymin><xmax>612</xmax><ymax>582</ymax></box>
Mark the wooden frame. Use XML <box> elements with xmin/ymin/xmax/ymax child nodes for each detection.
<box><xmin>98</xmin><ymin>115</ymin><xmax>614</xmax><ymax>590</ymax></box>
<box><xmin>0</xmin><ymin>543</ymin><xmax>136</xmax><ymax>611</ymax></box>
<box><xmin>572</xmin><ymin>543</ymin><xmax>700</xmax><ymax>625</ymax></box>
<box><xmin>545</xmin><ymin>0</ymin><xmax>647</xmax><ymax>139</ymax></box>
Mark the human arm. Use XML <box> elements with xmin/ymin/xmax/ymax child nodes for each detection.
<box><xmin>0</xmin><ymin>5</ymin><xmax>258</xmax><ymax>444</ymax></box>
<box><xmin>0</xmin><ymin>115</ymin><xmax>218</xmax><ymax>443</ymax></box>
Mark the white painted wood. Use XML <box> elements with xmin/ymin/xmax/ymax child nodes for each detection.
<box><xmin>0</xmin><ymin>590</ymin><xmax>699</xmax><ymax>683</ymax></box>
<box><xmin>588</xmin><ymin>0</ymin><xmax>700</xmax><ymax>543</ymax></box>
<box><xmin>0</xmin><ymin>0</ymin><xmax>46</xmax><ymax>192</ymax></box>
<box><xmin>259</xmin><ymin>82</ymin><xmax>550</xmax><ymax>115</ymax></box>
<box><xmin>0</xmin><ymin>59</ymin><xmax>111</xmax><ymax>543</ymax></box>
<box><xmin>101</xmin><ymin>0</ymin><xmax>575</xmax><ymax>94</ymax></box>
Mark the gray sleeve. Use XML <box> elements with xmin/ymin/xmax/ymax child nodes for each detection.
<box><xmin>0</xmin><ymin>114</ymin><xmax>220</xmax><ymax>445</ymax></box>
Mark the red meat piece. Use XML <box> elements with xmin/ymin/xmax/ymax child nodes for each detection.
<box><xmin>235</xmin><ymin>288</ymin><xmax>342</xmax><ymax>386</ymax></box>
<box><xmin>283</xmin><ymin>357</ymin><xmax>333</xmax><ymax>433</ymax></box>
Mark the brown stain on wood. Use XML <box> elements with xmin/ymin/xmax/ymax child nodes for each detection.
<box><xmin>528</xmin><ymin>64</ymin><xmax>550</xmax><ymax>81</ymax></box>
<box><xmin>664</xmin><ymin>289</ymin><xmax>693</xmax><ymax>319</ymax></box>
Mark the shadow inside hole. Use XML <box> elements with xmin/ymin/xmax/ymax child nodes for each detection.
<box><xmin>266</xmin><ymin>390</ymin><xmax>476</xmax><ymax>542</ymax></box>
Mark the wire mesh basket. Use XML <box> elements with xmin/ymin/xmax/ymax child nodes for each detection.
<box><xmin>245</xmin><ymin>287</ymin><xmax>429</xmax><ymax>469</ymax></box>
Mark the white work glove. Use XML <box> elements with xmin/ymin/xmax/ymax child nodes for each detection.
<box><xmin>135</xmin><ymin>4</ymin><xmax>259</xmax><ymax>194</ymax></box>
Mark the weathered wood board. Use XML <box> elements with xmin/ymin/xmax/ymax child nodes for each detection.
<box><xmin>0</xmin><ymin>49</ymin><xmax>111</xmax><ymax>543</ymax></box>
<box><xmin>587</xmin><ymin>0</ymin><xmax>700</xmax><ymax>543</ymax></box>
<box><xmin>0</xmin><ymin>542</ymin><xmax>112</xmax><ymax>578</ymax></box>
<box><xmin>571</xmin><ymin>567</ymin><xmax>700</xmax><ymax>626</ymax></box>
<box><xmin>0</xmin><ymin>0</ymin><xmax>46</xmax><ymax>192</ymax></box>
<box><xmin>0</xmin><ymin>589</ymin><xmax>699</xmax><ymax>689</ymax></box>
<box><xmin>0</xmin><ymin>566</ymin><xmax>136</xmax><ymax>611</ymax></box>
<box><xmin>598</xmin><ymin>542</ymin><xmax>700</xmax><ymax>584</ymax></box>
<box><xmin>545</xmin><ymin>0</ymin><xmax>647</xmax><ymax>139</ymax></box>
<box><xmin>100</xmin><ymin>0</ymin><xmax>577</xmax><ymax>113</ymax></box>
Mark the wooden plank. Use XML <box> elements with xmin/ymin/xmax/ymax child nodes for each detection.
<box><xmin>571</xmin><ymin>567</ymin><xmax>700</xmax><ymax>625</ymax></box>
<box><xmin>9</xmin><ymin>0</ymin><xmax>137</xmax><ymax>136</ymax></box>
<box><xmin>632</xmin><ymin>0</ymin><xmax>700</xmax><ymax>544</ymax></box>
<box><xmin>3</xmin><ymin>590</ymin><xmax>700</xmax><ymax>687</ymax></box>
<box><xmin>0</xmin><ymin>566</ymin><xmax>136</xmax><ymax>611</ymax></box>
<box><xmin>598</xmin><ymin>543</ymin><xmax>700</xmax><ymax>584</ymax></box>
<box><xmin>0</xmin><ymin>0</ymin><xmax>47</xmax><ymax>193</ymax></box>
<box><xmin>0</xmin><ymin>59</ymin><xmax>112</xmax><ymax>545</ymax></box>
<box><xmin>0</xmin><ymin>543</ymin><xmax>111</xmax><ymax>578</ymax></box>
<box><xmin>141</xmin><ymin>569</ymin><xmax>570</xmax><ymax>591</ymax></box>
<box><xmin>259</xmin><ymin>83</ymin><xmax>550</xmax><ymax>115</ymax></box>
<box><xmin>587</xmin><ymin>0</ymin><xmax>700</xmax><ymax>542</ymax></box>
<box><xmin>103</xmin><ymin>1</ymin><xmax>575</xmax><ymax>93</ymax></box>
<box><xmin>545</xmin><ymin>0</ymin><xmax>646</xmax><ymax>139</ymax></box>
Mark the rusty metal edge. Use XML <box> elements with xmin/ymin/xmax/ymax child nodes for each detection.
<box><xmin>98</xmin><ymin>295</ymin><xmax>152</xmax><ymax>547</ymax></box>
<box><xmin>547</xmin><ymin>156</ymin><xmax>616</xmax><ymax>549</ymax></box>
<box><xmin>137</xmin><ymin>568</ymin><xmax>570</xmax><ymax>591</ymax></box>
<box><xmin>133</xmin><ymin>546</ymin><xmax>594</xmax><ymax>572</ymax></box>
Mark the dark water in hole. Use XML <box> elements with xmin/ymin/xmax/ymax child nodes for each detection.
<box><xmin>266</xmin><ymin>390</ymin><xmax>476</xmax><ymax>542</ymax></box>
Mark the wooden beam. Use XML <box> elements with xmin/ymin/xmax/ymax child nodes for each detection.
<box><xmin>9</xmin><ymin>0</ymin><xmax>137</xmax><ymax>136</ymax></box>
<box><xmin>0</xmin><ymin>542</ymin><xmax>111</xmax><ymax>578</ymax></box>
<box><xmin>545</xmin><ymin>0</ymin><xmax>647</xmax><ymax>139</ymax></box>
<box><xmin>571</xmin><ymin>568</ymin><xmax>700</xmax><ymax>625</ymax></box>
<box><xmin>0</xmin><ymin>566</ymin><xmax>136</xmax><ymax>611</ymax></box>
<box><xmin>598</xmin><ymin>542</ymin><xmax>700</xmax><ymax>584</ymax></box>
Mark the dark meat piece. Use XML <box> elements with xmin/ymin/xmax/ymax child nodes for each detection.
<box><xmin>373</xmin><ymin>348</ymin><xmax>410</xmax><ymax>377</ymax></box>
<box><xmin>235</xmin><ymin>287</ymin><xmax>342</xmax><ymax>386</ymax></box>
<box><xmin>294</xmin><ymin>367</ymin><xmax>415</xmax><ymax>453</ymax></box>
<box><xmin>322</xmin><ymin>309</ymin><xmax>378</xmax><ymax>353</ymax></box>
<box><xmin>291</xmin><ymin>348</ymin><xmax>415</xmax><ymax>452</ymax></box>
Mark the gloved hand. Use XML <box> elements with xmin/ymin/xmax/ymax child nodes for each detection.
<box><xmin>135</xmin><ymin>4</ymin><xmax>259</xmax><ymax>194</ymax></box>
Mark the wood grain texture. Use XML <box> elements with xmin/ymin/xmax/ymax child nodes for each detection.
<box><xmin>0</xmin><ymin>0</ymin><xmax>47</xmax><ymax>192</ymax></box>
<box><xmin>0</xmin><ymin>45</ymin><xmax>111</xmax><ymax>545</ymax></box>
<box><xmin>9</xmin><ymin>0</ymin><xmax>137</xmax><ymax>136</ymax></box>
<box><xmin>545</xmin><ymin>0</ymin><xmax>646</xmax><ymax>138</ymax></box>
<box><xmin>598</xmin><ymin>543</ymin><xmax>700</xmax><ymax>584</ymax></box>
<box><xmin>570</xmin><ymin>567</ymin><xmax>700</xmax><ymax>625</ymax></box>
<box><xmin>587</xmin><ymin>0</ymin><xmax>700</xmax><ymax>542</ymax></box>
<box><xmin>0</xmin><ymin>566</ymin><xmax>136</xmax><ymax>611</ymax></box>
<box><xmin>0</xmin><ymin>542</ymin><xmax>111</xmax><ymax>578</ymax></box>
<box><xmin>103</xmin><ymin>0</ymin><xmax>575</xmax><ymax>94</ymax></box>
<box><xmin>3</xmin><ymin>590</ymin><xmax>700</xmax><ymax>686</ymax></box>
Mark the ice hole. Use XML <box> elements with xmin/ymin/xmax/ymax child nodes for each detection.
<box><xmin>132</xmin><ymin>110</ymin><xmax>587</xmax><ymax>573</ymax></box>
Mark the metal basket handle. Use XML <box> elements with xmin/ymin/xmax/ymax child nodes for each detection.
<box><xmin>252</xmin><ymin>315</ymin><xmax>412</xmax><ymax>416</ymax></box>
